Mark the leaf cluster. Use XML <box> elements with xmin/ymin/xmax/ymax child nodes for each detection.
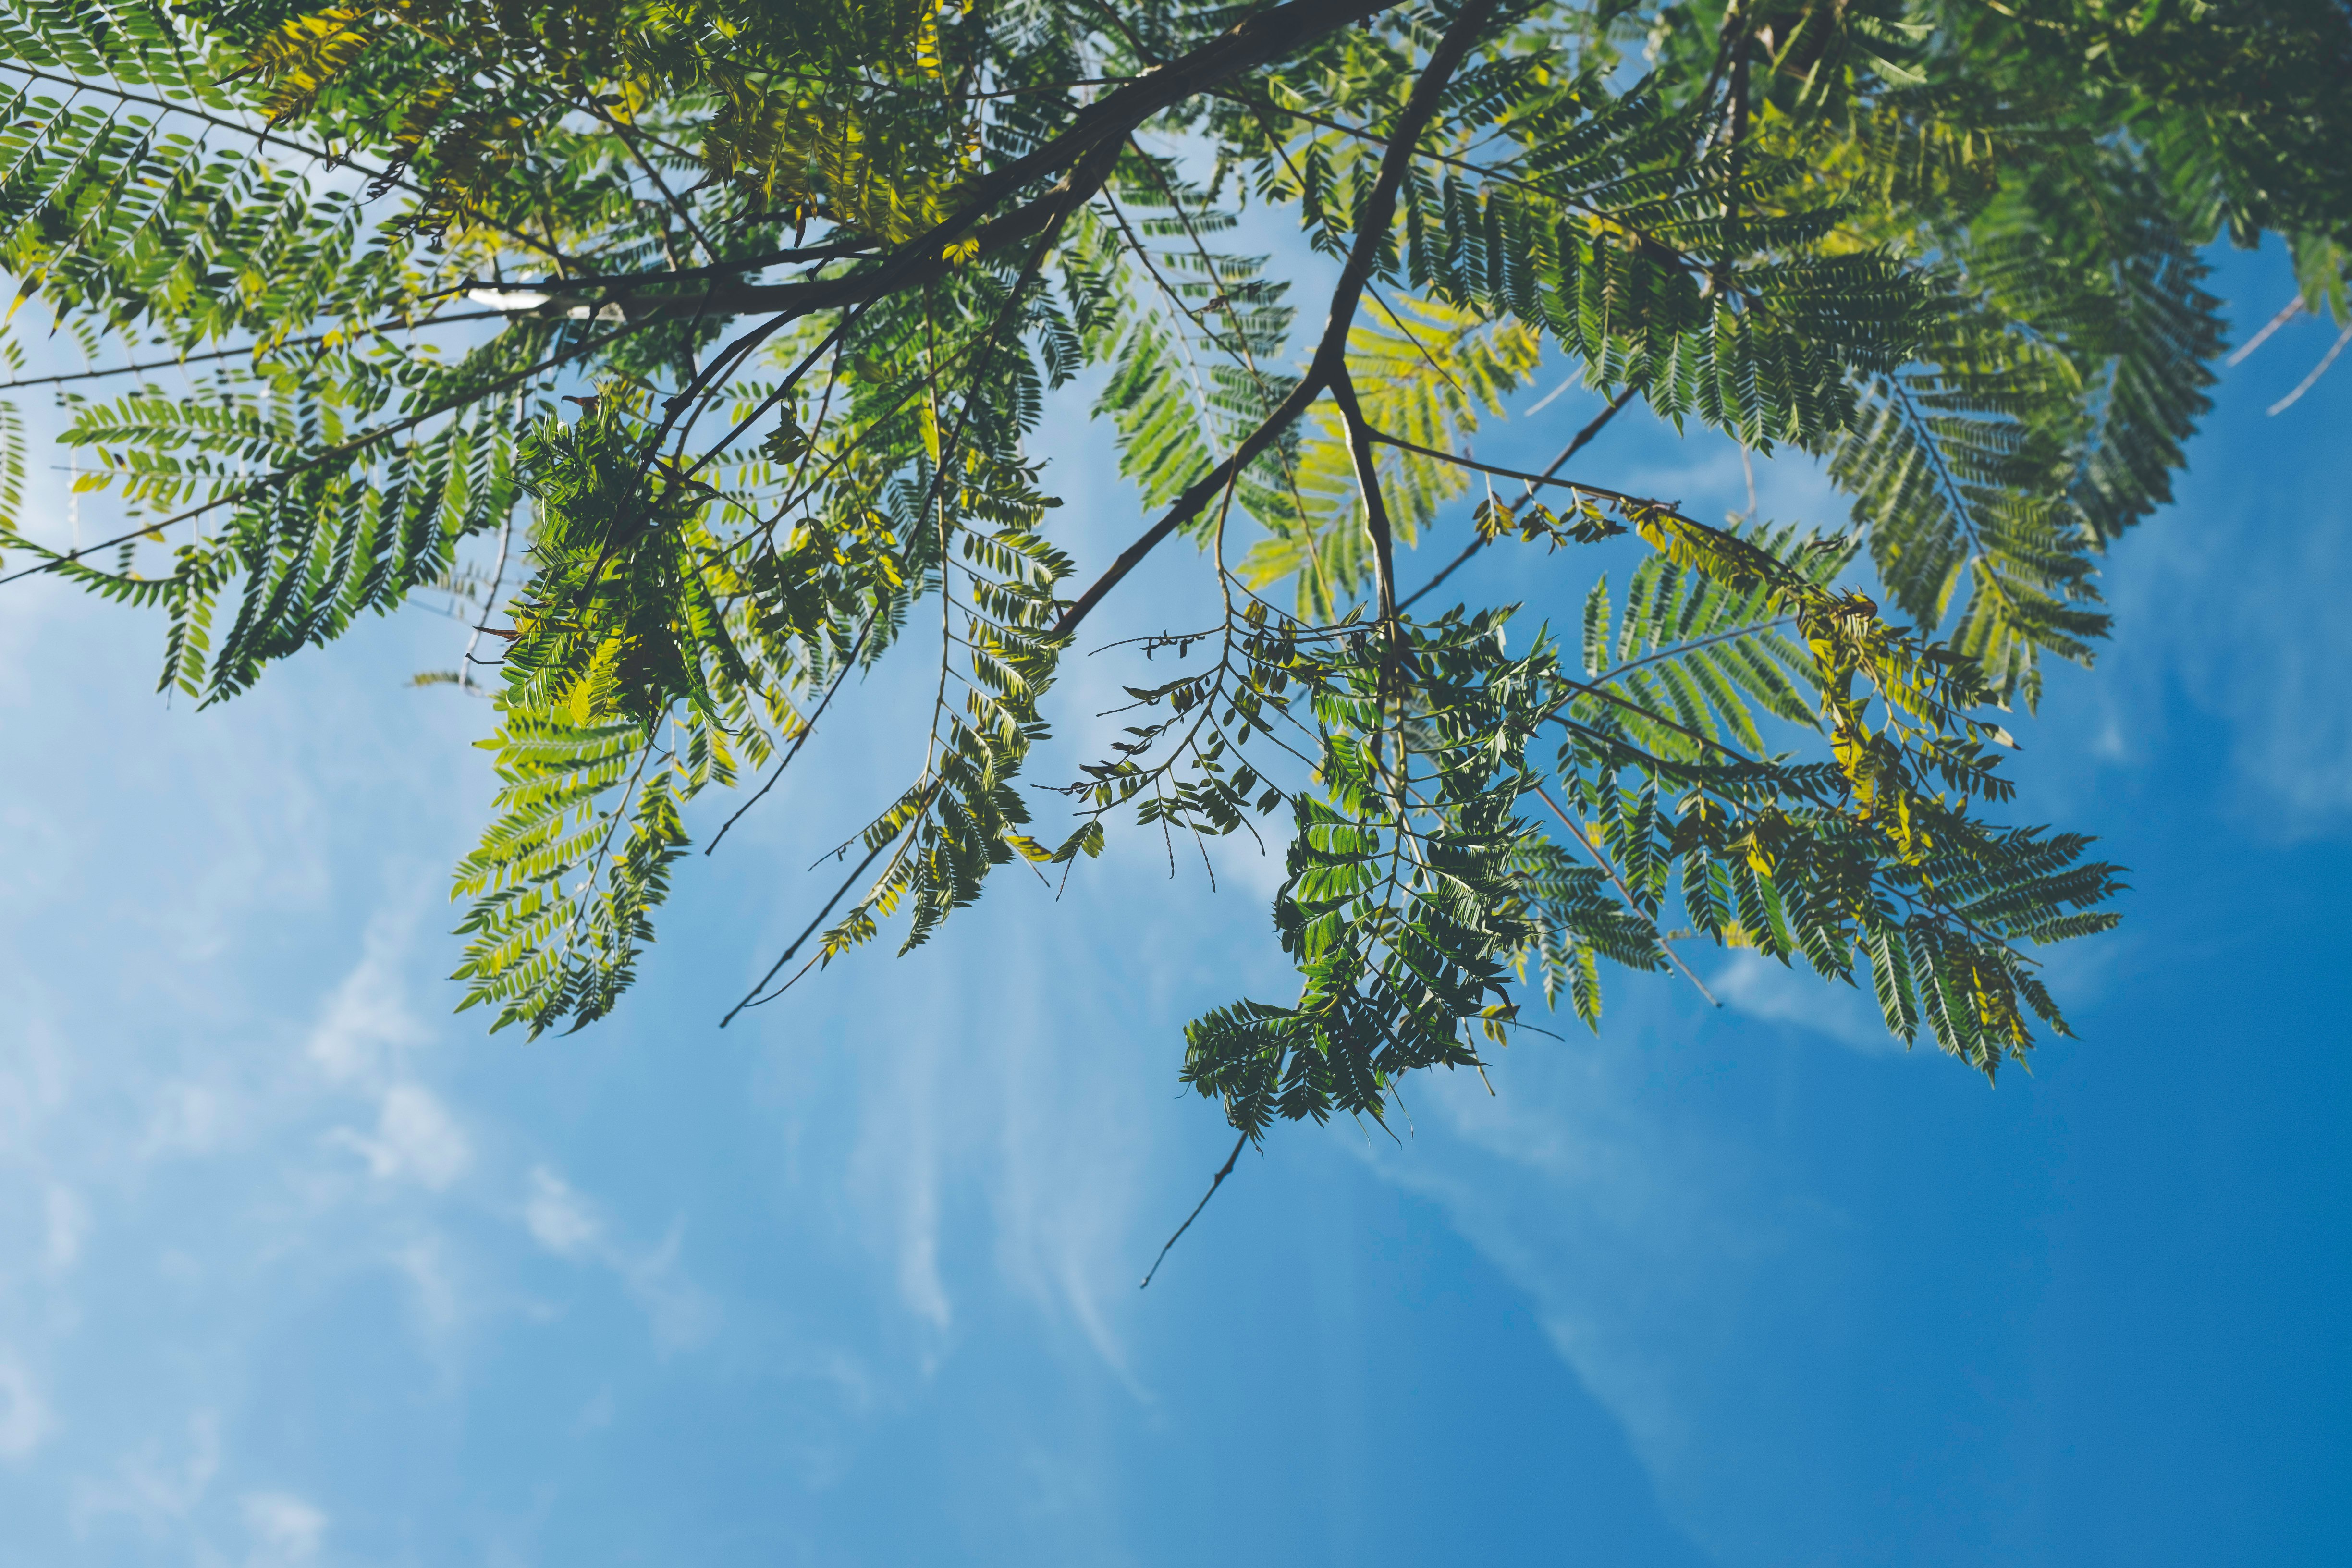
<box><xmin>3</xmin><ymin>0</ymin><xmax>2336</xmax><ymax>1150</ymax></box>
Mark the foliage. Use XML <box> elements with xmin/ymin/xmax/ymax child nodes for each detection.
<box><xmin>1</xmin><ymin>0</ymin><xmax>2343</xmax><ymax>1152</ymax></box>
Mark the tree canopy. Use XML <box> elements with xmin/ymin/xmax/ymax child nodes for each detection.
<box><xmin>2</xmin><ymin>0</ymin><xmax>2346</xmax><ymax>1161</ymax></box>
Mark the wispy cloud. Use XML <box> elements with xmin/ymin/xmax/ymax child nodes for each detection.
<box><xmin>71</xmin><ymin>1411</ymin><xmax>220</xmax><ymax>1531</ymax></box>
<box><xmin>306</xmin><ymin>915</ymin><xmax>429</xmax><ymax>1086</ymax></box>
<box><xmin>1352</xmin><ymin>1005</ymin><xmax>1821</xmax><ymax>1558</ymax></box>
<box><xmin>982</xmin><ymin>956</ymin><xmax>1153</xmax><ymax>1384</ymax></box>
<box><xmin>394</xmin><ymin>1235</ymin><xmax>464</xmax><ymax>1342</ymax></box>
<box><xmin>139</xmin><ymin>1079</ymin><xmax>248</xmax><ymax>1161</ymax></box>
<box><xmin>41</xmin><ymin>1184</ymin><xmax>86</xmax><ymax>1274</ymax></box>
<box><xmin>523</xmin><ymin>1165</ymin><xmax>600</xmax><ymax>1257</ymax></box>
<box><xmin>2093</xmin><ymin>399</ymin><xmax>2352</xmax><ymax>839</ymax></box>
<box><xmin>1710</xmin><ymin>953</ymin><xmax>1900</xmax><ymax>1054</ymax></box>
<box><xmin>523</xmin><ymin>1167</ymin><xmax>717</xmax><ymax>1352</ymax></box>
<box><xmin>331</xmin><ymin>1082</ymin><xmax>472</xmax><ymax>1190</ymax></box>
<box><xmin>0</xmin><ymin>1353</ymin><xmax>52</xmax><ymax>1461</ymax></box>
<box><xmin>845</xmin><ymin>1036</ymin><xmax>956</xmax><ymax>1337</ymax></box>
<box><xmin>242</xmin><ymin>1490</ymin><xmax>328</xmax><ymax>1567</ymax></box>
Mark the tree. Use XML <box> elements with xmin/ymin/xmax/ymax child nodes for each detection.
<box><xmin>0</xmin><ymin>0</ymin><xmax>2345</xmax><ymax>1174</ymax></box>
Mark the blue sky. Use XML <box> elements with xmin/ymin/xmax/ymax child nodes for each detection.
<box><xmin>0</xmin><ymin>236</ymin><xmax>2347</xmax><ymax>1568</ymax></box>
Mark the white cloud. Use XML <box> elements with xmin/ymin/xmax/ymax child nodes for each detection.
<box><xmin>574</xmin><ymin>1386</ymin><xmax>615</xmax><ymax>1433</ymax></box>
<box><xmin>43</xmin><ymin>1183</ymin><xmax>86</xmax><ymax>1274</ymax></box>
<box><xmin>395</xmin><ymin>1236</ymin><xmax>463</xmax><ymax>1340</ymax></box>
<box><xmin>142</xmin><ymin>1080</ymin><xmax>244</xmax><ymax>1160</ymax></box>
<box><xmin>307</xmin><ymin>916</ymin><xmax>429</xmax><ymax>1085</ymax></box>
<box><xmin>523</xmin><ymin>1167</ymin><xmax>602</xmax><ymax>1258</ymax></box>
<box><xmin>982</xmin><ymin>961</ymin><xmax>1152</xmax><ymax>1384</ymax></box>
<box><xmin>622</xmin><ymin>1226</ymin><xmax>719</xmax><ymax>1354</ymax></box>
<box><xmin>2213</xmin><ymin>529</ymin><xmax>2352</xmax><ymax>828</ymax></box>
<box><xmin>0</xmin><ymin>1019</ymin><xmax>69</xmax><ymax>1150</ymax></box>
<box><xmin>72</xmin><ymin>1412</ymin><xmax>220</xmax><ymax>1528</ymax></box>
<box><xmin>848</xmin><ymin>1044</ymin><xmax>954</xmax><ymax>1336</ymax></box>
<box><xmin>1353</xmin><ymin>1021</ymin><xmax>1821</xmax><ymax>1554</ymax></box>
<box><xmin>333</xmin><ymin>1083</ymin><xmax>471</xmax><ymax>1190</ymax></box>
<box><xmin>524</xmin><ymin>1168</ymin><xmax>715</xmax><ymax>1351</ymax></box>
<box><xmin>0</xmin><ymin>1354</ymin><xmax>52</xmax><ymax>1460</ymax></box>
<box><xmin>243</xmin><ymin>1491</ymin><xmax>328</xmax><ymax>1566</ymax></box>
<box><xmin>2095</xmin><ymin>416</ymin><xmax>2352</xmax><ymax>838</ymax></box>
<box><xmin>896</xmin><ymin>1164</ymin><xmax>952</xmax><ymax>1335</ymax></box>
<box><xmin>1711</xmin><ymin>952</ymin><xmax>1902</xmax><ymax>1055</ymax></box>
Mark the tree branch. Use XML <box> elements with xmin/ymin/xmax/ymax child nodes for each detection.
<box><xmin>1051</xmin><ymin>0</ymin><xmax>1501</xmax><ymax>641</ymax></box>
<box><xmin>563</xmin><ymin>0</ymin><xmax>1415</xmax><ymax>328</ymax></box>
<box><xmin>1330</xmin><ymin>367</ymin><xmax>1399</xmax><ymax>624</ymax></box>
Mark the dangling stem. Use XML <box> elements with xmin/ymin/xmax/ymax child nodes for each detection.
<box><xmin>1139</xmin><ymin>1130</ymin><xmax>1250</xmax><ymax>1289</ymax></box>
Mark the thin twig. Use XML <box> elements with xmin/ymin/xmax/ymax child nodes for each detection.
<box><xmin>584</xmin><ymin>102</ymin><xmax>718</xmax><ymax>263</ymax></box>
<box><xmin>1139</xmin><ymin>1130</ymin><xmax>1250</xmax><ymax>1289</ymax></box>
<box><xmin>731</xmin><ymin>168</ymin><xmax>1103</xmax><ymax>954</ymax></box>
<box><xmin>703</xmin><ymin>629</ymin><xmax>870</xmax><ymax>855</ymax></box>
<box><xmin>717</xmin><ymin>836</ymin><xmax>891</xmax><ymax>1027</ymax></box>
<box><xmin>1396</xmin><ymin>383</ymin><xmax>1637</xmax><ymax>611</ymax></box>
<box><xmin>458</xmin><ymin>506</ymin><xmax>515</xmax><ymax>694</ymax></box>
<box><xmin>2267</xmin><ymin>319</ymin><xmax>2351</xmax><ymax>416</ymax></box>
<box><xmin>2226</xmin><ymin>294</ymin><xmax>2304</xmax><ymax>368</ymax></box>
<box><xmin>1531</xmin><ymin>783</ymin><xmax>1722</xmax><ymax>1008</ymax></box>
<box><xmin>1372</xmin><ymin>425</ymin><xmax>1666</xmax><ymax>501</ymax></box>
<box><xmin>1208</xmin><ymin>88</ymin><xmax>1715</xmax><ymax>277</ymax></box>
<box><xmin>680</xmin><ymin>305</ymin><xmax>865</xmax><ymax>482</ymax></box>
